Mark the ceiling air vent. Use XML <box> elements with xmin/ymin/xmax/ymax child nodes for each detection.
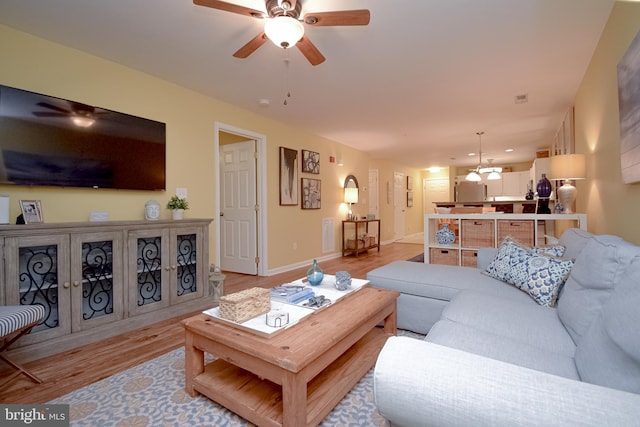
<box><xmin>515</xmin><ymin>94</ymin><xmax>528</xmax><ymax>104</ymax></box>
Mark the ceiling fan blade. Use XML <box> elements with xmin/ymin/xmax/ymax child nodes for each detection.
<box><xmin>233</xmin><ymin>32</ymin><xmax>268</xmax><ymax>58</ymax></box>
<box><xmin>296</xmin><ymin>36</ymin><xmax>325</xmax><ymax>66</ymax></box>
<box><xmin>33</xmin><ymin>112</ymin><xmax>68</xmax><ymax>118</ymax></box>
<box><xmin>193</xmin><ymin>0</ymin><xmax>266</xmax><ymax>18</ymax></box>
<box><xmin>303</xmin><ymin>10</ymin><xmax>370</xmax><ymax>26</ymax></box>
<box><xmin>35</xmin><ymin>102</ymin><xmax>71</xmax><ymax>114</ymax></box>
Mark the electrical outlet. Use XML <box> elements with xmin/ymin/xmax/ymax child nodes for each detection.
<box><xmin>176</xmin><ymin>187</ymin><xmax>188</xmax><ymax>198</ymax></box>
<box><xmin>293</xmin><ymin>242</ymin><xmax>297</xmax><ymax>250</ymax></box>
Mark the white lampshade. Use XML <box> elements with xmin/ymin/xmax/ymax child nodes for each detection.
<box><xmin>465</xmin><ymin>171</ymin><xmax>481</xmax><ymax>182</ymax></box>
<box><xmin>264</xmin><ymin>16</ymin><xmax>304</xmax><ymax>48</ymax></box>
<box><xmin>344</xmin><ymin>187</ymin><xmax>359</xmax><ymax>204</ymax></box>
<box><xmin>550</xmin><ymin>154</ymin><xmax>586</xmax><ymax>180</ymax></box>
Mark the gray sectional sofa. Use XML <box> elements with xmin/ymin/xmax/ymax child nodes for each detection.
<box><xmin>367</xmin><ymin>228</ymin><xmax>640</xmax><ymax>426</ymax></box>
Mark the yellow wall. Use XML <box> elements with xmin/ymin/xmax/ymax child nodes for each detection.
<box><xmin>574</xmin><ymin>1</ymin><xmax>640</xmax><ymax>244</ymax></box>
<box><xmin>0</xmin><ymin>24</ymin><xmax>375</xmax><ymax>271</ymax></box>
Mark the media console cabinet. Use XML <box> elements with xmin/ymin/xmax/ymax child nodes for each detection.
<box><xmin>0</xmin><ymin>218</ymin><xmax>213</xmax><ymax>363</ymax></box>
<box><xmin>424</xmin><ymin>213</ymin><xmax>587</xmax><ymax>266</ymax></box>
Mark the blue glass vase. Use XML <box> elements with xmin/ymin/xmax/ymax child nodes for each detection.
<box><xmin>306</xmin><ymin>259</ymin><xmax>324</xmax><ymax>286</ymax></box>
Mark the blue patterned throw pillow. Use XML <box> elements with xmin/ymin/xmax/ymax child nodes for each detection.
<box><xmin>484</xmin><ymin>239</ymin><xmax>521</xmax><ymax>283</ymax></box>
<box><xmin>509</xmin><ymin>252</ymin><xmax>574</xmax><ymax>307</ymax></box>
<box><xmin>484</xmin><ymin>238</ymin><xmax>572</xmax><ymax>307</ymax></box>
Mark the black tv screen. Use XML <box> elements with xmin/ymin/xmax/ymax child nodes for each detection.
<box><xmin>0</xmin><ymin>85</ymin><xmax>166</xmax><ymax>191</ymax></box>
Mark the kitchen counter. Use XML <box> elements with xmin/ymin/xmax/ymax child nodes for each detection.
<box><xmin>434</xmin><ymin>199</ymin><xmax>543</xmax><ymax>214</ymax></box>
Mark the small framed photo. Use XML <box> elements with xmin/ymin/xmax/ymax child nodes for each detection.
<box><xmin>301</xmin><ymin>178</ymin><xmax>321</xmax><ymax>209</ymax></box>
<box><xmin>20</xmin><ymin>200</ymin><xmax>43</xmax><ymax>223</ymax></box>
<box><xmin>407</xmin><ymin>176</ymin><xmax>413</xmax><ymax>191</ymax></box>
<box><xmin>301</xmin><ymin>149</ymin><xmax>320</xmax><ymax>174</ymax></box>
<box><xmin>407</xmin><ymin>191</ymin><xmax>414</xmax><ymax>207</ymax></box>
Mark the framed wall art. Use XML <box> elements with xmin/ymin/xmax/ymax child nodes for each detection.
<box><xmin>618</xmin><ymin>28</ymin><xmax>640</xmax><ymax>184</ymax></box>
<box><xmin>407</xmin><ymin>191</ymin><xmax>413</xmax><ymax>207</ymax></box>
<box><xmin>19</xmin><ymin>199</ymin><xmax>43</xmax><ymax>223</ymax></box>
<box><xmin>301</xmin><ymin>178</ymin><xmax>321</xmax><ymax>209</ymax></box>
<box><xmin>407</xmin><ymin>176</ymin><xmax>413</xmax><ymax>191</ymax></box>
<box><xmin>279</xmin><ymin>147</ymin><xmax>298</xmax><ymax>205</ymax></box>
<box><xmin>301</xmin><ymin>149</ymin><xmax>320</xmax><ymax>174</ymax></box>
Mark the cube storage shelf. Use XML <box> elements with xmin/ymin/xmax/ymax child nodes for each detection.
<box><xmin>424</xmin><ymin>213</ymin><xmax>587</xmax><ymax>267</ymax></box>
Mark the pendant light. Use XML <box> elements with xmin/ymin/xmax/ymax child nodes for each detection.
<box><xmin>465</xmin><ymin>131</ymin><xmax>502</xmax><ymax>181</ymax></box>
<box><xmin>465</xmin><ymin>132</ymin><xmax>485</xmax><ymax>182</ymax></box>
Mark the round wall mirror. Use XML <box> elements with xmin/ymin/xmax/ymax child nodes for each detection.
<box><xmin>344</xmin><ymin>175</ymin><xmax>359</xmax><ymax>190</ymax></box>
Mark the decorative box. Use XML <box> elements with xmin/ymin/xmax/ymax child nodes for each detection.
<box><xmin>218</xmin><ymin>287</ymin><xmax>271</xmax><ymax>323</ymax></box>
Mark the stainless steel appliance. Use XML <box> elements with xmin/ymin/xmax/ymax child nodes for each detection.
<box><xmin>455</xmin><ymin>181</ymin><xmax>487</xmax><ymax>202</ymax></box>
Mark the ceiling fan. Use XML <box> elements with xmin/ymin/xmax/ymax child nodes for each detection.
<box><xmin>33</xmin><ymin>101</ymin><xmax>108</xmax><ymax>128</ymax></box>
<box><xmin>193</xmin><ymin>0</ymin><xmax>371</xmax><ymax>66</ymax></box>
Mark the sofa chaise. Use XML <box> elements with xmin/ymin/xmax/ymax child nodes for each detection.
<box><xmin>367</xmin><ymin>228</ymin><xmax>640</xmax><ymax>426</ymax></box>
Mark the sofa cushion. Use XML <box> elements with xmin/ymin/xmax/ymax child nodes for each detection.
<box><xmin>558</xmin><ymin>233</ymin><xmax>640</xmax><ymax>344</ymax></box>
<box><xmin>366</xmin><ymin>260</ymin><xmax>525</xmax><ymax>302</ymax></box>
<box><xmin>484</xmin><ymin>238</ymin><xmax>573</xmax><ymax>307</ymax></box>
<box><xmin>427</xmin><ymin>318</ymin><xmax>580</xmax><ymax>380</ymax></box>
<box><xmin>558</xmin><ymin>228</ymin><xmax>593</xmax><ymax>260</ymax></box>
<box><xmin>441</xmin><ymin>291</ymin><xmax>576</xmax><ymax>357</ymax></box>
<box><xmin>574</xmin><ymin>256</ymin><xmax>640</xmax><ymax>393</ymax></box>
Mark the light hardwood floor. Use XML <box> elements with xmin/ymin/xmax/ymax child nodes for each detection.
<box><xmin>0</xmin><ymin>242</ymin><xmax>423</xmax><ymax>404</ymax></box>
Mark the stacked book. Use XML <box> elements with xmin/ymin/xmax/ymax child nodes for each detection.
<box><xmin>270</xmin><ymin>284</ymin><xmax>314</xmax><ymax>304</ymax></box>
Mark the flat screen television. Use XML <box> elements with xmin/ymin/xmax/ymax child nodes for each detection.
<box><xmin>0</xmin><ymin>85</ymin><xmax>166</xmax><ymax>191</ymax></box>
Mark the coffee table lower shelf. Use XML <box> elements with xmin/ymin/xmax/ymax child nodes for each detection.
<box><xmin>192</xmin><ymin>327</ymin><xmax>390</xmax><ymax>427</ymax></box>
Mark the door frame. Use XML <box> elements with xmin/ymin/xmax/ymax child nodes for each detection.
<box><xmin>214</xmin><ymin>122</ymin><xmax>268</xmax><ymax>276</ymax></box>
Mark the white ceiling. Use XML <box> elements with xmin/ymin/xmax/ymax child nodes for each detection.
<box><xmin>0</xmin><ymin>0</ymin><xmax>618</xmax><ymax>169</ymax></box>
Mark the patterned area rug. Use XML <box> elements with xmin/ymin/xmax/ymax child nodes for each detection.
<box><xmin>49</xmin><ymin>330</ymin><xmax>423</xmax><ymax>426</ymax></box>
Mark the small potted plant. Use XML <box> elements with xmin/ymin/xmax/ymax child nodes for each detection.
<box><xmin>167</xmin><ymin>195</ymin><xmax>189</xmax><ymax>220</ymax></box>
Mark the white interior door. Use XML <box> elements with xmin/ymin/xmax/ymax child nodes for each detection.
<box><xmin>424</xmin><ymin>178</ymin><xmax>450</xmax><ymax>214</ymax></box>
<box><xmin>220</xmin><ymin>140</ymin><xmax>257</xmax><ymax>274</ymax></box>
<box><xmin>394</xmin><ymin>171</ymin><xmax>405</xmax><ymax>240</ymax></box>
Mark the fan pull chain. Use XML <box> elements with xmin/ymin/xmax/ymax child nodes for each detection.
<box><xmin>283</xmin><ymin>52</ymin><xmax>291</xmax><ymax>106</ymax></box>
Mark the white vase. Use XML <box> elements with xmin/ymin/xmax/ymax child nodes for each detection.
<box><xmin>171</xmin><ymin>209</ymin><xmax>184</xmax><ymax>220</ymax></box>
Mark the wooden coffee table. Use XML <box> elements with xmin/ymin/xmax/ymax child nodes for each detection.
<box><xmin>182</xmin><ymin>285</ymin><xmax>399</xmax><ymax>427</ymax></box>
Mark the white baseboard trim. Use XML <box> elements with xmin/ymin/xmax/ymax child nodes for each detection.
<box><xmin>266</xmin><ymin>252</ymin><xmax>343</xmax><ymax>276</ymax></box>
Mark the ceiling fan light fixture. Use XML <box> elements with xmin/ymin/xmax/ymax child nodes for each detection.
<box><xmin>71</xmin><ymin>115</ymin><xmax>95</xmax><ymax>128</ymax></box>
<box><xmin>264</xmin><ymin>16</ymin><xmax>304</xmax><ymax>49</ymax></box>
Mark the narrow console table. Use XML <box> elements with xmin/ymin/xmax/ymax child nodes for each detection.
<box><xmin>342</xmin><ymin>219</ymin><xmax>381</xmax><ymax>257</ymax></box>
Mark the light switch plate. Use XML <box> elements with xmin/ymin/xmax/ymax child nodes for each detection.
<box><xmin>176</xmin><ymin>187</ymin><xmax>188</xmax><ymax>198</ymax></box>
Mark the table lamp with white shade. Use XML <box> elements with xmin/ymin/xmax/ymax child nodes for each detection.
<box><xmin>550</xmin><ymin>154</ymin><xmax>586</xmax><ymax>214</ymax></box>
<box><xmin>344</xmin><ymin>187</ymin><xmax>359</xmax><ymax>220</ymax></box>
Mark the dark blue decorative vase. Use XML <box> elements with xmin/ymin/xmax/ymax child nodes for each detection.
<box><xmin>306</xmin><ymin>259</ymin><xmax>324</xmax><ymax>286</ymax></box>
<box><xmin>536</xmin><ymin>174</ymin><xmax>552</xmax><ymax>214</ymax></box>
<box><xmin>436</xmin><ymin>224</ymin><xmax>456</xmax><ymax>245</ymax></box>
